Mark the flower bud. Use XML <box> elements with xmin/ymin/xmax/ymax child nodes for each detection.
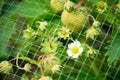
<box><xmin>85</xmin><ymin>26</ymin><xmax>100</xmax><ymax>39</ymax></box>
<box><xmin>23</xmin><ymin>25</ymin><xmax>35</xmax><ymax>39</ymax></box>
<box><xmin>57</xmin><ymin>26</ymin><xmax>70</xmax><ymax>40</ymax></box>
<box><xmin>87</xmin><ymin>48</ymin><xmax>97</xmax><ymax>58</ymax></box>
<box><xmin>92</xmin><ymin>20</ymin><xmax>100</xmax><ymax>27</ymax></box>
<box><xmin>97</xmin><ymin>1</ymin><xmax>107</xmax><ymax>13</ymax></box>
<box><xmin>39</xmin><ymin>54</ymin><xmax>61</xmax><ymax>74</ymax></box>
<box><xmin>41</xmin><ymin>39</ymin><xmax>62</xmax><ymax>53</ymax></box>
<box><xmin>0</xmin><ymin>61</ymin><xmax>13</xmax><ymax>74</ymax></box>
<box><xmin>23</xmin><ymin>63</ymin><xmax>31</xmax><ymax>72</ymax></box>
<box><xmin>52</xmin><ymin>65</ymin><xmax>61</xmax><ymax>73</ymax></box>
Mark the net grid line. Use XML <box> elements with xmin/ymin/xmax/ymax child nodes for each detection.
<box><xmin>0</xmin><ymin>0</ymin><xmax>120</xmax><ymax>80</ymax></box>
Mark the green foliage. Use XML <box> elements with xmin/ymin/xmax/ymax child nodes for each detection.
<box><xmin>0</xmin><ymin>0</ymin><xmax>56</xmax><ymax>60</ymax></box>
<box><xmin>0</xmin><ymin>0</ymin><xmax>4</xmax><ymax>16</ymax></box>
<box><xmin>105</xmin><ymin>33</ymin><xmax>120</xmax><ymax>66</ymax></box>
<box><xmin>0</xmin><ymin>16</ymin><xmax>16</xmax><ymax>60</ymax></box>
<box><xmin>1</xmin><ymin>0</ymin><xmax>21</xmax><ymax>16</ymax></box>
<box><xmin>13</xmin><ymin>0</ymin><xmax>53</xmax><ymax>22</ymax></box>
<box><xmin>0</xmin><ymin>0</ymin><xmax>120</xmax><ymax>79</ymax></box>
<box><xmin>21</xmin><ymin>74</ymin><xmax>29</xmax><ymax>80</ymax></box>
<box><xmin>107</xmin><ymin>0</ymin><xmax>119</xmax><ymax>6</ymax></box>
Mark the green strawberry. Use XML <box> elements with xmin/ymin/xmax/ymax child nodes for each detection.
<box><xmin>61</xmin><ymin>7</ymin><xmax>87</xmax><ymax>32</ymax></box>
<box><xmin>50</xmin><ymin>0</ymin><xmax>65</xmax><ymax>13</ymax></box>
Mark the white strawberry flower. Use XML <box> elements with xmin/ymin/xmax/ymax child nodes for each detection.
<box><xmin>67</xmin><ymin>40</ymin><xmax>83</xmax><ymax>58</ymax></box>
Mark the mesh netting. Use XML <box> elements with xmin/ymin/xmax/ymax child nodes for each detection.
<box><xmin>0</xmin><ymin>0</ymin><xmax>120</xmax><ymax>80</ymax></box>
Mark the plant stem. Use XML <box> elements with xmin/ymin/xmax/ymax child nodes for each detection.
<box><xmin>20</xmin><ymin>55</ymin><xmax>38</xmax><ymax>65</ymax></box>
<box><xmin>9</xmin><ymin>58</ymin><xmax>16</xmax><ymax>63</ymax></box>
<box><xmin>77</xmin><ymin>0</ymin><xmax>87</xmax><ymax>10</ymax></box>
<box><xmin>37</xmin><ymin>55</ymin><xmax>44</xmax><ymax>76</ymax></box>
<box><xmin>16</xmin><ymin>53</ymin><xmax>24</xmax><ymax>70</ymax></box>
<box><xmin>9</xmin><ymin>54</ymin><xmax>38</xmax><ymax>66</ymax></box>
<box><xmin>88</xmin><ymin>14</ymin><xmax>95</xmax><ymax>21</ymax></box>
<box><xmin>88</xmin><ymin>58</ymin><xmax>99</xmax><ymax>77</ymax></box>
<box><xmin>39</xmin><ymin>66</ymin><xmax>44</xmax><ymax>76</ymax></box>
<box><xmin>87</xmin><ymin>16</ymin><xmax>91</xmax><ymax>28</ymax></box>
<box><xmin>37</xmin><ymin>55</ymin><xmax>43</xmax><ymax>61</ymax></box>
<box><xmin>15</xmin><ymin>53</ymin><xmax>45</xmax><ymax>75</ymax></box>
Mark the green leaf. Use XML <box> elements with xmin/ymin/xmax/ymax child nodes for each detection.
<box><xmin>13</xmin><ymin>0</ymin><xmax>53</xmax><ymax>19</ymax></box>
<box><xmin>1</xmin><ymin>0</ymin><xmax>21</xmax><ymax>16</ymax></box>
<box><xmin>0</xmin><ymin>1</ymin><xmax>23</xmax><ymax>60</ymax></box>
<box><xmin>107</xmin><ymin>0</ymin><xmax>119</xmax><ymax>6</ymax></box>
<box><xmin>105</xmin><ymin>33</ymin><xmax>120</xmax><ymax>66</ymax></box>
<box><xmin>0</xmin><ymin>0</ymin><xmax>54</xmax><ymax>59</ymax></box>
<box><xmin>0</xmin><ymin>0</ymin><xmax>4</xmax><ymax>16</ymax></box>
<box><xmin>21</xmin><ymin>74</ymin><xmax>29</xmax><ymax>80</ymax></box>
<box><xmin>0</xmin><ymin>16</ymin><xmax>16</xmax><ymax>60</ymax></box>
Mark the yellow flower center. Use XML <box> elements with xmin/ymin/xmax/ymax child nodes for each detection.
<box><xmin>62</xmin><ymin>30</ymin><xmax>68</xmax><ymax>36</ymax></box>
<box><xmin>99</xmin><ymin>5</ymin><xmax>105</xmax><ymax>10</ymax></box>
<box><xmin>72</xmin><ymin>46</ymin><xmax>79</xmax><ymax>54</ymax></box>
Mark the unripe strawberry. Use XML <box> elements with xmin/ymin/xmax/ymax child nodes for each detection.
<box><xmin>61</xmin><ymin>7</ymin><xmax>87</xmax><ymax>32</ymax></box>
<box><xmin>50</xmin><ymin>0</ymin><xmax>65</xmax><ymax>13</ymax></box>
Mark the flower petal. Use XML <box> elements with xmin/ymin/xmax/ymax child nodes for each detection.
<box><xmin>72</xmin><ymin>54</ymin><xmax>80</xmax><ymax>58</ymax></box>
<box><xmin>74</xmin><ymin>40</ymin><xmax>81</xmax><ymax>47</ymax></box>
<box><xmin>68</xmin><ymin>43</ymin><xmax>74</xmax><ymax>49</ymax></box>
<box><xmin>67</xmin><ymin>50</ymin><xmax>73</xmax><ymax>57</ymax></box>
<box><xmin>79</xmin><ymin>47</ymin><xmax>83</xmax><ymax>54</ymax></box>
